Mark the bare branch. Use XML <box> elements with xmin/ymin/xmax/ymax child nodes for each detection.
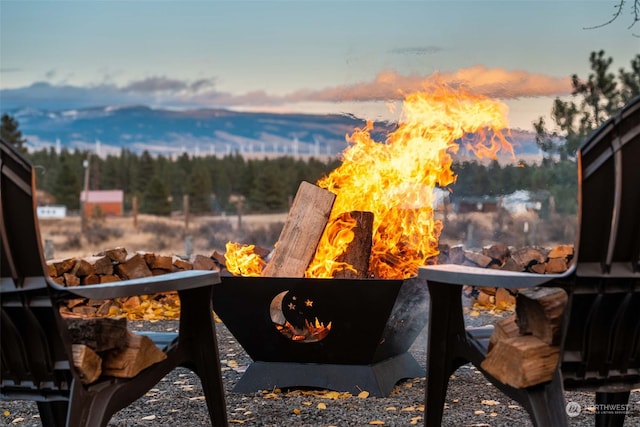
<box><xmin>583</xmin><ymin>0</ymin><xmax>640</xmax><ymax>36</ymax></box>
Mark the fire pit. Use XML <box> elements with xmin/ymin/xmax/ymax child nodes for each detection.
<box><xmin>212</xmin><ymin>275</ymin><xmax>428</xmax><ymax>397</ymax></box>
<box><xmin>215</xmin><ymin>84</ymin><xmax>515</xmax><ymax>396</ymax></box>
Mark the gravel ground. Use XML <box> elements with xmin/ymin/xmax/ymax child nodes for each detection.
<box><xmin>2</xmin><ymin>306</ymin><xmax>639</xmax><ymax>426</ymax></box>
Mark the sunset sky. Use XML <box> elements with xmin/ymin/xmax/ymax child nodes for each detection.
<box><xmin>1</xmin><ymin>0</ymin><xmax>638</xmax><ymax>130</ymax></box>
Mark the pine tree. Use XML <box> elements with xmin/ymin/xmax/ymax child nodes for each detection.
<box><xmin>186</xmin><ymin>163</ymin><xmax>213</xmax><ymax>214</ymax></box>
<box><xmin>141</xmin><ymin>174</ymin><xmax>172</xmax><ymax>215</ymax></box>
<box><xmin>535</xmin><ymin>51</ymin><xmax>640</xmax><ymax>160</ymax></box>
<box><xmin>53</xmin><ymin>157</ymin><xmax>81</xmax><ymax>210</ymax></box>
<box><xmin>1</xmin><ymin>114</ymin><xmax>27</xmax><ymax>153</ymax></box>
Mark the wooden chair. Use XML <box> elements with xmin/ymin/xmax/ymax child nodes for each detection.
<box><xmin>419</xmin><ymin>95</ymin><xmax>640</xmax><ymax>427</ymax></box>
<box><xmin>0</xmin><ymin>138</ymin><xmax>228</xmax><ymax>426</ymax></box>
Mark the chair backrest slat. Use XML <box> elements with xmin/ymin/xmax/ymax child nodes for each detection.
<box><xmin>561</xmin><ymin>96</ymin><xmax>640</xmax><ymax>390</ymax></box>
<box><xmin>1</xmin><ymin>141</ymin><xmax>72</xmax><ymax>400</ymax></box>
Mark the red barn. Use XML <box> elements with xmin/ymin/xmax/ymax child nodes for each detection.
<box><xmin>80</xmin><ymin>190</ymin><xmax>124</xmax><ymax>217</ymax></box>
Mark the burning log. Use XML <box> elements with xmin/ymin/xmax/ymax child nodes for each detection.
<box><xmin>331</xmin><ymin>211</ymin><xmax>373</xmax><ymax>278</ymax></box>
<box><xmin>262</xmin><ymin>181</ymin><xmax>336</xmax><ymax>277</ymax></box>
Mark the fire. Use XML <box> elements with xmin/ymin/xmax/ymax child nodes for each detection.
<box><xmin>225</xmin><ymin>242</ymin><xmax>265</xmax><ymax>276</ymax></box>
<box><xmin>307</xmin><ymin>83</ymin><xmax>512</xmax><ymax>279</ymax></box>
<box><xmin>275</xmin><ymin>318</ymin><xmax>332</xmax><ymax>342</ymax></box>
<box><xmin>226</xmin><ymin>82</ymin><xmax>513</xmax><ymax>279</ymax></box>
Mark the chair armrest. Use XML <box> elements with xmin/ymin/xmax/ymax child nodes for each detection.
<box><xmin>418</xmin><ymin>264</ymin><xmax>572</xmax><ymax>289</ymax></box>
<box><xmin>47</xmin><ymin>269</ymin><xmax>220</xmax><ymax>300</ymax></box>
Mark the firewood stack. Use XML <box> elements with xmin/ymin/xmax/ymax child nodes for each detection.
<box><xmin>437</xmin><ymin>243</ymin><xmax>574</xmax><ymax>310</ymax></box>
<box><xmin>48</xmin><ymin>247</ymin><xmax>222</xmax><ymax>319</ymax></box>
<box><xmin>47</xmin><ymin>247</ymin><xmax>223</xmax><ymax>383</ymax></box>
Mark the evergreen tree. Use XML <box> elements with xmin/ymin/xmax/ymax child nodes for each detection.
<box><xmin>53</xmin><ymin>157</ymin><xmax>81</xmax><ymax>209</ymax></box>
<box><xmin>535</xmin><ymin>51</ymin><xmax>640</xmax><ymax>160</ymax></box>
<box><xmin>186</xmin><ymin>163</ymin><xmax>213</xmax><ymax>214</ymax></box>
<box><xmin>141</xmin><ymin>174</ymin><xmax>172</xmax><ymax>215</ymax></box>
<box><xmin>248</xmin><ymin>162</ymin><xmax>289</xmax><ymax>213</ymax></box>
<box><xmin>1</xmin><ymin>114</ymin><xmax>27</xmax><ymax>153</ymax></box>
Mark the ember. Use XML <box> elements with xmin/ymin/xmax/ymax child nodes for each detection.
<box><xmin>226</xmin><ymin>83</ymin><xmax>514</xmax><ymax>279</ymax></box>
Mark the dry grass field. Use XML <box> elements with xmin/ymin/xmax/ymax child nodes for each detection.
<box><xmin>38</xmin><ymin>209</ymin><xmax>575</xmax><ymax>263</ymax></box>
<box><xmin>38</xmin><ymin>212</ymin><xmax>287</xmax><ymax>261</ymax></box>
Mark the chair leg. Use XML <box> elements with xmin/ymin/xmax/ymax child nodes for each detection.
<box><xmin>65</xmin><ymin>380</ymin><xmax>114</xmax><ymax>427</ymax></box>
<box><xmin>179</xmin><ymin>286</ymin><xmax>228</xmax><ymax>427</ymax></box>
<box><xmin>36</xmin><ymin>401</ymin><xmax>68</xmax><ymax>427</ymax></box>
<box><xmin>424</xmin><ymin>282</ymin><xmax>467</xmax><ymax>427</ymax></box>
<box><xmin>595</xmin><ymin>391</ymin><xmax>630</xmax><ymax>427</ymax></box>
<box><xmin>522</xmin><ymin>369</ymin><xmax>568</xmax><ymax>427</ymax></box>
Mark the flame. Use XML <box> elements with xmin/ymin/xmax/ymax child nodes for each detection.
<box><xmin>224</xmin><ymin>242</ymin><xmax>265</xmax><ymax>276</ymax></box>
<box><xmin>275</xmin><ymin>317</ymin><xmax>332</xmax><ymax>342</ymax></box>
<box><xmin>305</xmin><ymin>212</ymin><xmax>359</xmax><ymax>278</ymax></box>
<box><xmin>224</xmin><ymin>82</ymin><xmax>512</xmax><ymax>279</ymax></box>
<box><xmin>307</xmin><ymin>82</ymin><xmax>512</xmax><ymax>279</ymax></box>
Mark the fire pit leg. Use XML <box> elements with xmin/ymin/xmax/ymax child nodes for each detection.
<box><xmin>232</xmin><ymin>352</ymin><xmax>423</xmax><ymax>397</ymax></box>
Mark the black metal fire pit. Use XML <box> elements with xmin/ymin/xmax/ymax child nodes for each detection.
<box><xmin>211</xmin><ymin>275</ymin><xmax>428</xmax><ymax>397</ymax></box>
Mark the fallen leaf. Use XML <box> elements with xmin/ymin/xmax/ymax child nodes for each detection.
<box><xmin>358</xmin><ymin>391</ymin><xmax>370</xmax><ymax>399</ymax></box>
<box><xmin>293</xmin><ymin>408</ymin><xmax>301</xmax><ymax>415</ymax></box>
<box><xmin>452</xmin><ymin>398</ymin><xmax>460</xmax><ymax>403</ymax></box>
<box><xmin>508</xmin><ymin>405</ymin><xmax>520</xmax><ymax>409</ymax></box>
<box><xmin>317</xmin><ymin>403</ymin><xmax>327</xmax><ymax>410</ymax></box>
<box><xmin>410</xmin><ymin>416</ymin><xmax>422</xmax><ymax>425</ymax></box>
<box><xmin>490</xmin><ymin>412</ymin><xmax>498</xmax><ymax>417</ymax></box>
<box><xmin>474</xmin><ymin>410</ymin><xmax>485</xmax><ymax>415</ymax></box>
<box><xmin>470</xmin><ymin>310</ymin><xmax>480</xmax><ymax>317</ymax></box>
<box><xmin>3</xmin><ymin>411</ymin><xmax>9</xmax><ymax>416</ymax></box>
<box><xmin>401</xmin><ymin>406</ymin><xmax>416</xmax><ymax>412</ymax></box>
<box><xmin>140</xmin><ymin>415</ymin><xmax>156</xmax><ymax>421</ymax></box>
<box><xmin>302</xmin><ymin>401</ymin><xmax>312</xmax><ymax>406</ymax></box>
<box><xmin>481</xmin><ymin>399</ymin><xmax>499</xmax><ymax>406</ymax></box>
<box><xmin>369</xmin><ymin>421</ymin><xmax>385</xmax><ymax>425</ymax></box>
<box><xmin>229</xmin><ymin>420</ymin><xmax>246</xmax><ymax>424</ymax></box>
<box><xmin>385</xmin><ymin>407</ymin><xmax>397</xmax><ymax>411</ymax></box>
<box><xmin>11</xmin><ymin>418</ymin><xmax>24</xmax><ymax>424</ymax></box>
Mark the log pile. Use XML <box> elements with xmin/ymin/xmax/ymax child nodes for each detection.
<box><xmin>66</xmin><ymin>316</ymin><xmax>167</xmax><ymax>384</ymax></box>
<box><xmin>48</xmin><ymin>248</ymin><xmax>222</xmax><ymax>383</ymax></box>
<box><xmin>48</xmin><ymin>248</ymin><xmax>222</xmax><ymax>319</ymax></box>
<box><xmin>437</xmin><ymin>243</ymin><xmax>574</xmax><ymax>310</ymax></box>
<box><xmin>480</xmin><ymin>287</ymin><xmax>568</xmax><ymax>388</ymax></box>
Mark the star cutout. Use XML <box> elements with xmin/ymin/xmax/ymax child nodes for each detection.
<box><xmin>288</xmin><ymin>302</ymin><xmax>296</xmax><ymax>310</ymax></box>
<box><xmin>305</xmin><ymin>299</ymin><xmax>313</xmax><ymax>307</ymax></box>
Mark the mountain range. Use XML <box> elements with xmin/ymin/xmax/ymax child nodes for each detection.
<box><xmin>6</xmin><ymin>105</ymin><xmax>542</xmax><ymax>162</ymax></box>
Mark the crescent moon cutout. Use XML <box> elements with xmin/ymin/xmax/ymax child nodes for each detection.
<box><xmin>270</xmin><ymin>291</ymin><xmax>288</xmax><ymax>326</ymax></box>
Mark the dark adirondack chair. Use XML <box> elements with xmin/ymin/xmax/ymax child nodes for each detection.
<box><xmin>420</xmin><ymin>95</ymin><xmax>640</xmax><ymax>426</ymax></box>
<box><xmin>0</xmin><ymin>138</ymin><xmax>228</xmax><ymax>426</ymax></box>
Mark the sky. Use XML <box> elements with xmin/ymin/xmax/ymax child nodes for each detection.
<box><xmin>1</xmin><ymin>0</ymin><xmax>638</xmax><ymax>130</ymax></box>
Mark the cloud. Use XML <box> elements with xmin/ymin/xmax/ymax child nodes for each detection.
<box><xmin>0</xmin><ymin>67</ymin><xmax>22</xmax><ymax>73</ymax></box>
<box><xmin>388</xmin><ymin>46</ymin><xmax>443</xmax><ymax>55</ymax></box>
<box><xmin>122</xmin><ymin>76</ymin><xmax>215</xmax><ymax>93</ymax></box>
<box><xmin>279</xmin><ymin>66</ymin><xmax>572</xmax><ymax>104</ymax></box>
<box><xmin>0</xmin><ymin>67</ymin><xmax>572</xmax><ymax>112</ymax></box>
